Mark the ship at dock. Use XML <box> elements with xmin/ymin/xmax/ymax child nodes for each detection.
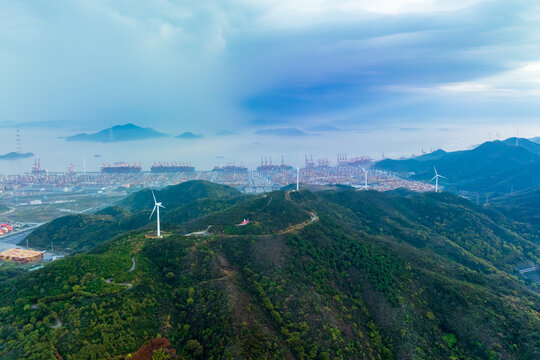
<box><xmin>212</xmin><ymin>163</ymin><xmax>248</xmax><ymax>173</ymax></box>
<box><xmin>151</xmin><ymin>162</ymin><xmax>195</xmax><ymax>173</ymax></box>
<box><xmin>257</xmin><ymin>156</ymin><xmax>294</xmax><ymax>172</ymax></box>
<box><xmin>336</xmin><ymin>154</ymin><xmax>373</xmax><ymax>167</ymax></box>
<box><xmin>101</xmin><ymin>162</ymin><xmax>142</xmax><ymax>174</ymax></box>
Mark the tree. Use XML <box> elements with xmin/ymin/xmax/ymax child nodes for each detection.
<box><xmin>186</xmin><ymin>339</ymin><xmax>203</xmax><ymax>357</ymax></box>
<box><xmin>152</xmin><ymin>348</ymin><xmax>170</xmax><ymax>360</ymax></box>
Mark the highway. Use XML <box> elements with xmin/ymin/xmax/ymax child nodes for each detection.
<box><xmin>0</xmin><ymin>224</ymin><xmax>43</xmax><ymax>251</ymax></box>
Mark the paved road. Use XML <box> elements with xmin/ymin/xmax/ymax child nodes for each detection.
<box><xmin>128</xmin><ymin>257</ymin><xmax>136</xmax><ymax>272</ymax></box>
<box><xmin>0</xmin><ymin>226</ymin><xmax>42</xmax><ymax>251</ymax></box>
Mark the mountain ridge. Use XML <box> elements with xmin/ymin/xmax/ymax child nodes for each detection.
<box><xmin>375</xmin><ymin>138</ymin><xmax>540</xmax><ymax>195</ymax></box>
<box><xmin>64</xmin><ymin>123</ymin><xmax>168</xmax><ymax>142</ymax></box>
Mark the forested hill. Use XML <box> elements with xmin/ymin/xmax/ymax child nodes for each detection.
<box><xmin>375</xmin><ymin>138</ymin><xmax>540</xmax><ymax>195</ymax></box>
<box><xmin>1</xmin><ymin>184</ymin><xmax>539</xmax><ymax>359</ymax></box>
<box><xmin>117</xmin><ymin>180</ymin><xmax>242</xmax><ymax>212</ymax></box>
<box><xmin>24</xmin><ymin>180</ymin><xmax>245</xmax><ymax>253</ymax></box>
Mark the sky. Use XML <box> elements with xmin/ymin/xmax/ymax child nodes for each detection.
<box><xmin>1</xmin><ymin>0</ymin><xmax>540</xmax><ymax>134</ymax></box>
<box><xmin>2</xmin><ymin>0</ymin><xmax>540</xmax><ymax>173</ymax></box>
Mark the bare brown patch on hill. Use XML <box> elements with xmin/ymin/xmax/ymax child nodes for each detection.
<box><xmin>128</xmin><ymin>338</ymin><xmax>179</xmax><ymax>360</ymax></box>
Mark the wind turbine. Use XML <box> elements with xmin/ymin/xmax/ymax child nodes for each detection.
<box><xmin>296</xmin><ymin>167</ymin><xmax>300</xmax><ymax>191</ymax></box>
<box><xmin>430</xmin><ymin>166</ymin><xmax>446</xmax><ymax>193</ymax></box>
<box><xmin>149</xmin><ymin>189</ymin><xmax>165</xmax><ymax>238</ymax></box>
<box><xmin>361</xmin><ymin>168</ymin><xmax>368</xmax><ymax>190</ymax></box>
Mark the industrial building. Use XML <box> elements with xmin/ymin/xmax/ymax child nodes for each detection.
<box><xmin>0</xmin><ymin>248</ymin><xmax>43</xmax><ymax>264</ymax></box>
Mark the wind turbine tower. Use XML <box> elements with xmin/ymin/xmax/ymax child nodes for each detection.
<box><xmin>362</xmin><ymin>168</ymin><xmax>368</xmax><ymax>190</ymax></box>
<box><xmin>296</xmin><ymin>167</ymin><xmax>300</xmax><ymax>191</ymax></box>
<box><xmin>149</xmin><ymin>189</ymin><xmax>165</xmax><ymax>238</ymax></box>
<box><xmin>430</xmin><ymin>166</ymin><xmax>446</xmax><ymax>193</ymax></box>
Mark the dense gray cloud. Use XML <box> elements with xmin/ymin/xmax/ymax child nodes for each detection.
<box><xmin>1</xmin><ymin>0</ymin><xmax>540</xmax><ymax>132</ymax></box>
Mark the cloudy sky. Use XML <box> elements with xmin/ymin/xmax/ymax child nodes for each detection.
<box><xmin>2</xmin><ymin>0</ymin><xmax>540</xmax><ymax>133</ymax></box>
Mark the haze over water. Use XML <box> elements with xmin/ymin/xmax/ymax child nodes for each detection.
<box><xmin>1</xmin><ymin>124</ymin><xmax>538</xmax><ymax>174</ymax></box>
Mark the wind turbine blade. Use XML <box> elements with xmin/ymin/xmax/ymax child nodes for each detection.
<box><xmin>430</xmin><ymin>176</ymin><xmax>437</xmax><ymax>182</ymax></box>
<box><xmin>159</xmin><ymin>204</ymin><xmax>165</xmax><ymax>208</ymax></box>
<box><xmin>151</xmin><ymin>189</ymin><xmax>157</xmax><ymax>204</ymax></box>
<box><xmin>149</xmin><ymin>205</ymin><xmax>156</xmax><ymax>219</ymax></box>
<box><xmin>439</xmin><ymin>175</ymin><xmax>447</xmax><ymax>179</ymax></box>
<box><xmin>434</xmin><ymin>166</ymin><xmax>438</xmax><ymax>176</ymax></box>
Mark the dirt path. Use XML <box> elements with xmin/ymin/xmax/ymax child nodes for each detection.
<box><xmin>105</xmin><ymin>278</ymin><xmax>134</xmax><ymax>289</ymax></box>
<box><xmin>279</xmin><ymin>211</ymin><xmax>318</xmax><ymax>234</ymax></box>
<box><xmin>261</xmin><ymin>196</ymin><xmax>273</xmax><ymax>209</ymax></box>
<box><xmin>186</xmin><ymin>189</ymin><xmax>318</xmax><ymax>239</ymax></box>
<box><xmin>51</xmin><ymin>318</ymin><xmax>62</xmax><ymax>329</ymax></box>
<box><xmin>104</xmin><ymin>257</ymin><xmax>136</xmax><ymax>289</ymax></box>
<box><xmin>187</xmin><ymin>225</ymin><xmax>213</xmax><ymax>237</ymax></box>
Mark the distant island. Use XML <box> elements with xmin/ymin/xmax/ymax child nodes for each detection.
<box><xmin>176</xmin><ymin>132</ymin><xmax>203</xmax><ymax>139</ymax></box>
<box><xmin>64</xmin><ymin>123</ymin><xmax>168</xmax><ymax>142</ymax></box>
<box><xmin>0</xmin><ymin>152</ymin><xmax>34</xmax><ymax>161</ymax></box>
<box><xmin>255</xmin><ymin>128</ymin><xmax>308</xmax><ymax>136</ymax></box>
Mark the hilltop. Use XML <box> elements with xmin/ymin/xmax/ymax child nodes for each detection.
<box><xmin>117</xmin><ymin>180</ymin><xmax>242</xmax><ymax>212</ymax></box>
<box><xmin>375</xmin><ymin>138</ymin><xmax>540</xmax><ymax>195</ymax></box>
<box><xmin>24</xmin><ymin>181</ymin><xmax>244</xmax><ymax>253</ymax></box>
<box><xmin>2</xmin><ymin>183</ymin><xmax>539</xmax><ymax>359</ymax></box>
<box><xmin>64</xmin><ymin>123</ymin><xmax>168</xmax><ymax>142</ymax></box>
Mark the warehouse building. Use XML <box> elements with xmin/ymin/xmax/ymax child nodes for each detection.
<box><xmin>0</xmin><ymin>248</ymin><xmax>43</xmax><ymax>264</ymax></box>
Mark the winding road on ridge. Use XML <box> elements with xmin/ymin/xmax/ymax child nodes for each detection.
<box><xmin>187</xmin><ymin>191</ymin><xmax>319</xmax><ymax>237</ymax></box>
<box><xmin>41</xmin><ymin>256</ymin><xmax>137</xmax><ymax>329</ymax></box>
<box><xmin>105</xmin><ymin>256</ymin><xmax>136</xmax><ymax>289</ymax></box>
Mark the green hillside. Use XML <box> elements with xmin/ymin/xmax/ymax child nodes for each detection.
<box><xmin>177</xmin><ymin>191</ymin><xmax>312</xmax><ymax>235</ymax></box>
<box><xmin>503</xmin><ymin>137</ymin><xmax>540</xmax><ymax>155</ymax></box>
<box><xmin>1</xmin><ymin>186</ymin><xmax>539</xmax><ymax>359</ymax></box>
<box><xmin>375</xmin><ymin>139</ymin><xmax>540</xmax><ymax>195</ymax></box>
<box><xmin>118</xmin><ymin>180</ymin><xmax>242</xmax><ymax>212</ymax></box>
<box><xmin>24</xmin><ymin>214</ymin><xmax>121</xmax><ymax>253</ymax></box>
<box><xmin>24</xmin><ymin>181</ymin><xmax>244</xmax><ymax>253</ymax></box>
<box><xmin>491</xmin><ymin>186</ymin><xmax>540</xmax><ymax>240</ymax></box>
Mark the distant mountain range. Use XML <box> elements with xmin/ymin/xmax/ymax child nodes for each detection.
<box><xmin>375</xmin><ymin>138</ymin><xmax>540</xmax><ymax>195</ymax></box>
<box><xmin>64</xmin><ymin>123</ymin><xmax>168</xmax><ymax>142</ymax></box>
<box><xmin>0</xmin><ymin>152</ymin><xmax>34</xmax><ymax>160</ymax></box>
<box><xmin>255</xmin><ymin>127</ymin><xmax>308</xmax><ymax>136</ymax></box>
<box><xmin>176</xmin><ymin>131</ymin><xmax>203</xmax><ymax>139</ymax></box>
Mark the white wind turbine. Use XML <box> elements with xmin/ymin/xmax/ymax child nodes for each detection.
<box><xmin>296</xmin><ymin>167</ymin><xmax>300</xmax><ymax>191</ymax></box>
<box><xmin>430</xmin><ymin>166</ymin><xmax>446</xmax><ymax>193</ymax></box>
<box><xmin>149</xmin><ymin>189</ymin><xmax>165</xmax><ymax>238</ymax></box>
<box><xmin>361</xmin><ymin>168</ymin><xmax>368</xmax><ymax>190</ymax></box>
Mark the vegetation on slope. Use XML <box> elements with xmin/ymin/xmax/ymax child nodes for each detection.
<box><xmin>118</xmin><ymin>180</ymin><xmax>241</xmax><ymax>212</ymax></box>
<box><xmin>24</xmin><ymin>181</ymin><xmax>244</xmax><ymax>253</ymax></box>
<box><xmin>491</xmin><ymin>186</ymin><xmax>540</xmax><ymax>240</ymax></box>
<box><xmin>375</xmin><ymin>139</ymin><xmax>540</xmax><ymax>195</ymax></box>
<box><xmin>2</xmin><ymin>185</ymin><xmax>539</xmax><ymax>359</ymax></box>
